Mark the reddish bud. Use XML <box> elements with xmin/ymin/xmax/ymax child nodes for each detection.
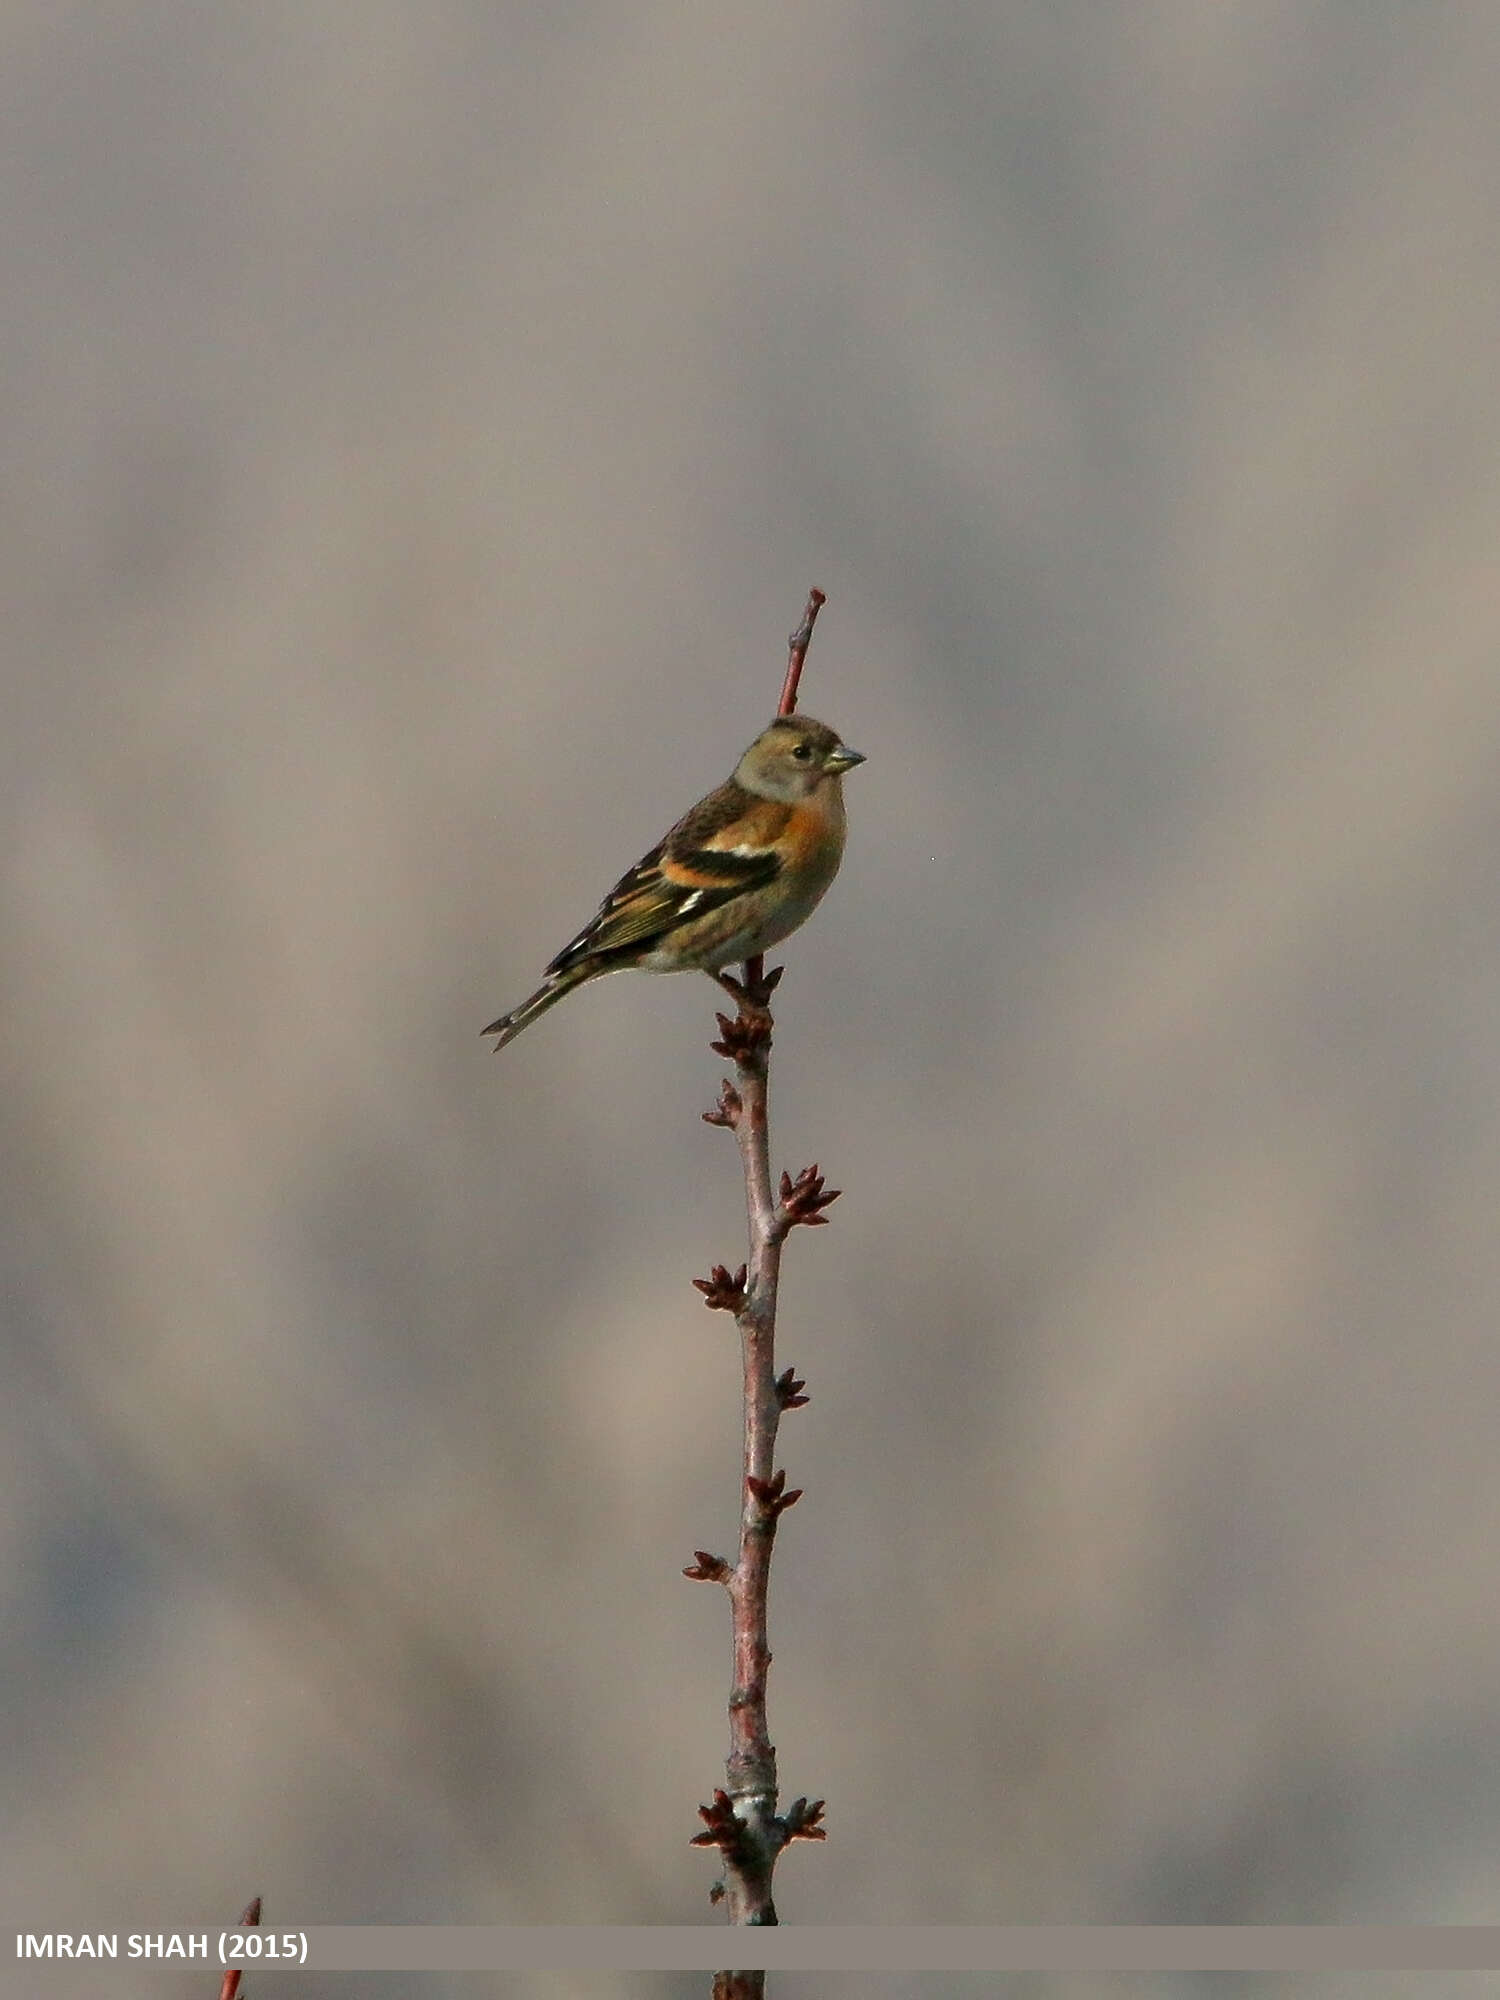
<box><xmin>692</xmin><ymin>1263</ymin><xmax>748</xmax><ymax>1312</ymax></box>
<box><xmin>701</xmin><ymin>1079</ymin><xmax>743</xmax><ymax>1128</ymax></box>
<box><xmin>710</xmin><ymin>1011</ymin><xmax>771</xmax><ymax>1064</ymax></box>
<box><xmin>776</xmin><ymin>1366</ymin><xmax>809</xmax><ymax>1410</ymax></box>
<box><xmin>683</xmin><ymin>1550</ymin><xmax>732</xmax><ymax>1583</ymax></box>
<box><xmin>691</xmin><ymin>1789</ymin><xmax>748</xmax><ymax>1855</ymax></box>
<box><xmin>782</xmin><ymin>1797</ymin><xmax>827</xmax><ymax>1842</ymax></box>
<box><xmin>777</xmin><ymin>1164</ymin><xmax>841</xmax><ymax>1232</ymax></box>
<box><xmin>747</xmin><ymin>1469</ymin><xmax>803</xmax><ymax>1519</ymax></box>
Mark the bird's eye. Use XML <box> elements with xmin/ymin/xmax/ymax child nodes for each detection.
<box><xmin>790</xmin><ymin>743</ymin><xmax>813</xmax><ymax>761</ymax></box>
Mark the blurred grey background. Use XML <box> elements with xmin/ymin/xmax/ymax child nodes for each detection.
<box><xmin>6</xmin><ymin>2</ymin><xmax>1500</xmax><ymax>1995</ymax></box>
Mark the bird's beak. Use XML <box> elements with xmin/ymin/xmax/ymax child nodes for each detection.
<box><xmin>825</xmin><ymin>744</ymin><xmax>866</xmax><ymax>773</ymax></box>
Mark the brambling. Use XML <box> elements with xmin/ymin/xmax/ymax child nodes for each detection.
<box><xmin>483</xmin><ymin>714</ymin><xmax>864</xmax><ymax>1050</ymax></box>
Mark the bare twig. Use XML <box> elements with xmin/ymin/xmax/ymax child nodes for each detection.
<box><xmin>777</xmin><ymin>586</ymin><xmax>825</xmax><ymax>718</ymax></box>
<box><xmin>688</xmin><ymin>593</ymin><xmax>833</xmax><ymax>1949</ymax></box>
<box><xmin>216</xmin><ymin>1896</ymin><xmax>261</xmax><ymax>2000</ymax></box>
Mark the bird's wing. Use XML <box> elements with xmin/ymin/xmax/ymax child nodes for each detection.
<box><xmin>545</xmin><ymin>784</ymin><xmax>784</xmax><ymax>973</ymax></box>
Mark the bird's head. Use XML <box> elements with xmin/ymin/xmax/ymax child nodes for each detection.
<box><xmin>735</xmin><ymin>715</ymin><xmax>865</xmax><ymax>802</ymax></box>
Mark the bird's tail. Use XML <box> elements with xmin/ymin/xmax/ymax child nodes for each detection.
<box><xmin>482</xmin><ymin>963</ymin><xmax>594</xmax><ymax>1051</ymax></box>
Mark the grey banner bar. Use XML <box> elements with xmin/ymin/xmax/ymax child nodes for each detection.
<box><xmin>294</xmin><ymin>1927</ymin><xmax>1500</xmax><ymax>1971</ymax></box>
<box><xmin>16</xmin><ymin>1928</ymin><xmax>1500</xmax><ymax>1973</ymax></box>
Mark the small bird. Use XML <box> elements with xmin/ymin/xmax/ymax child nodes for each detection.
<box><xmin>483</xmin><ymin>714</ymin><xmax>865</xmax><ymax>1050</ymax></box>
